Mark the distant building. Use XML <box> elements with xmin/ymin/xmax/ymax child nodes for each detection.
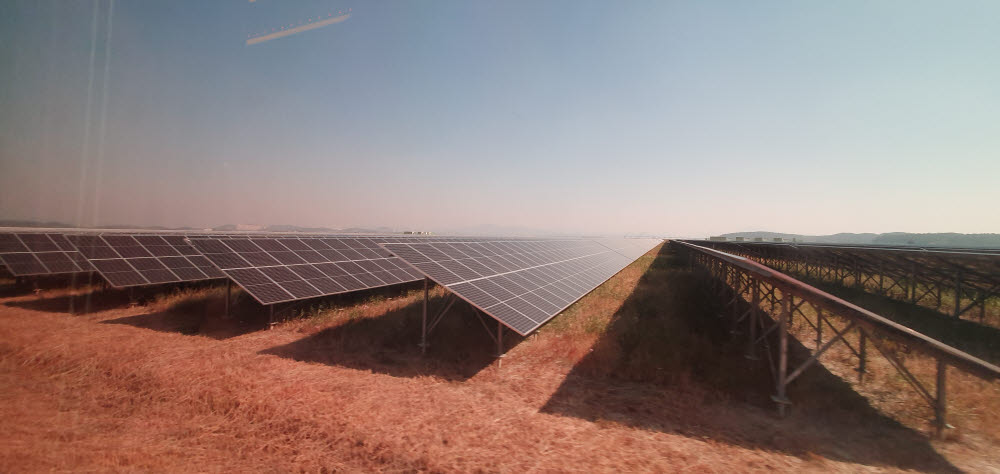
<box><xmin>753</xmin><ymin>237</ymin><xmax>764</xmax><ymax>242</ymax></box>
<box><xmin>732</xmin><ymin>237</ymin><xmax>745</xmax><ymax>242</ymax></box>
<box><xmin>773</xmin><ymin>238</ymin><xmax>784</xmax><ymax>242</ymax></box>
<box><xmin>708</xmin><ymin>236</ymin><xmax>727</xmax><ymax>241</ymax></box>
<box><xmin>403</xmin><ymin>231</ymin><xmax>432</xmax><ymax>235</ymax></box>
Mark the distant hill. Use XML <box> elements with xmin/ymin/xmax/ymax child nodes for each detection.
<box><xmin>720</xmin><ymin>231</ymin><xmax>1000</xmax><ymax>249</ymax></box>
<box><xmin>211</xmin><ymin>224</ymin><xmax>400</xmax><ymax>234</ymax></box>
<box><xmin>0</xmin><ymin>220</ymin><xmax>407</xmax><ymax>235</ymax></box>
<box><xmin>0</xmin><ymin>219</ymin><xmax>76</xmax><ymax>229</ymax></box>
<box><xmin>0</xmin><ymin>220</ymin><xmax>201</xmax><ymax>231</ymax></box>
<box><xmin>264</xmin><ymin>224</ymin><xmax>339</xmax><ymax>233</ymax></box>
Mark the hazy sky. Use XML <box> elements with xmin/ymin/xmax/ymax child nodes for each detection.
<box><xmin>1</xmin><ymin>1</ymin><xmax>998</xmax><ymax>236</ymax></box>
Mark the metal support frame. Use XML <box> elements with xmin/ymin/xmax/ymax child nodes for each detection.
<box><xmin>421</xmin><ymin>278</ymin><xmax>429</xmax><ymax>353</ymax></box>
<box><xmin>675</xmin><ymin>240</ymin><xmax>999</xmax><ymax>437</ymax></box>
<box><xmin>419</xmin><ymin>278</ymin><xmax>507</xmax><ymax>361</ymax></box>
<box><xmin>690</xmin><ymin>240</ymin><xmax>1000</xmax><ymax>329</ymax></box>
<box><xmin>224</xmin><ymin>280</ymin><xmax>232</xmax><ymax>319</ymax></box>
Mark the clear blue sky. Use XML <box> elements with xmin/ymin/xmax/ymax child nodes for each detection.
<box><xmin>1</xmin><ymin>0</ymin><xmax>998</xmax><ymax>236</ymax></box>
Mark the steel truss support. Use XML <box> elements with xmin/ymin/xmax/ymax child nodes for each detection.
<box><xmin>419</xmin><ymin>278</ymin><xmax>507</xmax><ymax>361</ymax></box>
<box><xmin>675</xmin><ymin>241</ymin><xmax>972</xmax><ymax>437</ymax></box>
<box><xmin>693</xmin><ymin>240</ymin><xmax>1000</xmax><ymax>330</ymax></box>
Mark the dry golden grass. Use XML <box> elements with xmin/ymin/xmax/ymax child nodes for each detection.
<box><xmin>0</xmin><ymin>244</ymin><xmax>997</xmax><ymax>472</ymax></box>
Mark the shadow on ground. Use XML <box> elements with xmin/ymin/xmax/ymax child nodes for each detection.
<box><xmin>5</xmin><ymin>287</ymin><xmax>132</xmax><ymax>313</ymax></box>
<box><xmin>103</xmin><ymin>281</ymin><xmax>429</xmax><ymax>340</ymax></box>
<box><xmin>540</xmin><ymin>244</ymin><xmax>958</xmax><ymax>472</ymax></box>
<box><xmin>0</xmin><ymin>273</ymin><xmax>100</xmax><ymax>298</ymax></box>
<box><xmin>102</xmin><ymin>292</ymin><xmax>271</xmax><ymax>339</ymax></box>
<box><xmin>261</xmin><ymin>292</ymin><xmax>519</xmax><ymax>381</ymax></box>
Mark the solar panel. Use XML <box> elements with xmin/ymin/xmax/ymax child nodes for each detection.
<box><xmin>594</xmin><ymin>238</ymin><xmax>665</xmax><ymax>260</ymax></box>
<box><xmin>381</xmin><ymin>238</ymin><xmax>662</xmax><ymax>335</ymax></box>
<box><xmin>65</xmin><ymin>233</ymin><xmax>225</xmax><ymax>287</ymax></box>
<box><xmin>0</xmin><ymin>232</ymin><xmax>95</xmax><ymax>276</ymax></box>
<box><xmin>187</xmin><ymin>236</ymin><xmax>425</xmax><ymax>305</ymax></box>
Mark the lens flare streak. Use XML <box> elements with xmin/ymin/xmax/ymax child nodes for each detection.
<box><xmin>247</xmin><ymin>12</ymin><xmax>350</xmax><ymax>45</ymax></box>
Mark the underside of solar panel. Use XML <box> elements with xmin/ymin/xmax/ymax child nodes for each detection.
<box><xmin>0</xmin><ymin>232</ymin><xmax>95</xmax><ymax>276</ymax></box>
<box><xmin>381</xmin><ymin>238</ymin><xmax>662</xmax><ymax>336</ymax></box>
<box><xmin>187</xmin><ymin>236</ymin><xmax>426</xmax><ymax>305</ymax></box>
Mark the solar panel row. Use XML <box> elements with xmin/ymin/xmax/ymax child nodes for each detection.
<box><xmin>1</xmin><ymin>230</ymin><xmax>660</xmax><ymax>334</ymax></box>
<box><xmin>595</xmin><ymin>238</ymin><xmax>666</xmax><ymax>260</ymax></box>
<box><xmin>187</xmin><ymin>236</ymin><xmax>425</xmax><ymax>305</ymax></box>
<box><xmin>66</xmin><ymin>234</ymin><xmax>225</xmax><ymax>287</ymax></box>
<box><xmin>381</xmin><ymin>238</ymin><xmax>662</xmax><ymax>335</ymax></box>
<box><xmin>0</xmin><ymin>233</ymin><xmax>94</xmax><ymax>276</ymax></box>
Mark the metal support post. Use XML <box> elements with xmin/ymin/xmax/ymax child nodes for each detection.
<box><xmin>815</xmin><ymin>307</ymin><xmax>823</xmax><ymax>349</ymax></box>
<box><xmin>773</xmin><ymin>293</ymin><xmax>791</xmax><ymax>416</ymax></box>
<box><xmin>224</xmin><ymin>280</ymin><xmax>232</xmax><ymax>319</ymax></box>
<box><xmin>878</xmin><ymin>262</ymin><xmax>884</xmax><ymax>295</ymax></box>
<box><xmin>953</xmin><ymin>270</ymin><xmax>962</xmax><ymax>318</ymax></box>
<box><xmin>746</xmin><ymin>280</ymin><xmax>759</xmax><ymax>360</ymax></box>
<box><xmin>732</xmin><ymin>273</ymin><xmax>741</xmax><ymax>328</ymax></box>
<box><xmin>857</xmin><ymin>332</ymin><xmax>867</xmax><ymax>382</ymax></box>
<box><xmin>420</xmin><ymin>278</ymin><xmax>429</xmax><ymax>354</ymax></box>
<box><xmin>496</xmin><ymin>321</ymin><xmax>504</xmax><ymax>359</ymax></box>
<box><xmin>268</xmin><ymin>305</ymin><xmax>275</xmax><ymax>329</ymax></box>
<box><xmin>935</xmin><ymin>359</ymin><xmax>948</xmax><ymax>437</ymax></box>
<box><xmin>788</xmin><ymin>294</ymin><xmax>795</xmax><ymax>328</ymax></box>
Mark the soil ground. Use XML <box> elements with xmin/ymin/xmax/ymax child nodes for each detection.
<box><xmin>1</xmin><ymin>244</ymin><xmax>997</xmax><ymax>472</ymax></box>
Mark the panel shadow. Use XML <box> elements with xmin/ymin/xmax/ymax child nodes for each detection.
<box><xmin>539</xmin><ymin>244</ymin><xmax>958</xmax><ymax>472</ymax></box>
<box><xmin>0</xmin><ymin>273</ymin><xmax>99</xmax><ymax>298</ymax></box>
<box><xmin>5</xmin><ymin>279</ymin><xmax>219</xmax><ymax>314</ymax></box>
<box><xmin>101</xmin><ymin>291</ymin><xmax>270</xmax><ymax>339</ymax></box>
<box><xmin>5</xmin><ymin>287</ymin><xmax>133</xmax><ymax>313</ymax></box>
<box><xmin>260</xmin><ymin>293</ymin><xmax>518</xmax><ymax>382</ymax></box>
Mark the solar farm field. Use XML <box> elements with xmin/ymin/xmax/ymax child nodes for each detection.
<box><xmin>2</xmin><ymin>243</ymin><xmax>998</xmax><ymax>472</ymax></box>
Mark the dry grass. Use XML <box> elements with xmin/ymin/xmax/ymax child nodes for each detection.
<box><xmin>0</xmin><ymin>244</ymin><xmax>997</xmax><ymax>472</ymax></box>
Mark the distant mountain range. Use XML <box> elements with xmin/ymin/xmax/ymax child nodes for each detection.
<box><xmin>4</xmin><ymin>219</ymin><xmax>996</xmax><ymax>247</ymax></box>
<box><xmin>0</xmin><ymin>220</ymin><xmax>402</xmax><ymax>234</ymax></box>
<box><xmin>720</xmin><ymin>231</ymin><xmax>1000</xmax><ymax>249</ymax></box>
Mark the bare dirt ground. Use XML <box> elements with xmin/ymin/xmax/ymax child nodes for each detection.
<box><xmin>1</xmin><ymin>244</ymin><xmax>997</xmax><ymax>472</ymax></box>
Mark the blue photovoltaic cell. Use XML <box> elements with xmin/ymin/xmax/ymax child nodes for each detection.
<box><xmin>65</xmin><ymin>233</ymin><xmax>225</xmax><ymax>287</ymax></box>
<box><xmin>381</xmin><ymin>238</ymin><xmax>661</xmax><ymax>335</ymax></box>
<box><xmin>0</xmin><ymin>232</ymin><xmax>95</xmax><ymax>276</ymax></box>
<box><xmin>187</xmin><ymin>236</ymin><xmax>425</xmax><ymax>305</ymax></box>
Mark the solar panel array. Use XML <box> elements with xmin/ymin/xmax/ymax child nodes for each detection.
<box><xmin>595</xmin><ymin>238</ymin><xmax>666</xmax><ymax>260</ymax></box>
<box><xmin>65</xmin><ymin>234</ymin><xmax>225</xmax><ymax>287</ymax></box>
<box><xmin>381</xmin><ymin>238</ymin><xmax>662</xmax><ymax>335</ymax></box>
<box><xmin>0</xmin><ymin>232</ymin><xmax>94</xmax><ymax>276</ymax></box>
<box><xmin>187</xmin><ymin>236</ymin><xmax>425</xmax><ymax>305</ymax></box>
